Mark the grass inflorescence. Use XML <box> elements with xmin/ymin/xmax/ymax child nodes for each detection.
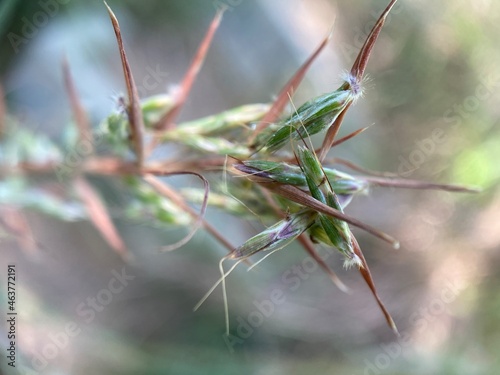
<box><xmin>0</xmin><ymin>0</ymin><xmax>481</xmax><ymax>337</ymax></box>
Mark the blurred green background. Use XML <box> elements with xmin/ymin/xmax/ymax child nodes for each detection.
<box><xmin>1</xmin><ymin>0</ymin><xmax>499</xmax><ymax>374</ymax></box>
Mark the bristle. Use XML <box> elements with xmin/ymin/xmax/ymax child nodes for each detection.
<box><xmin>340</xmin><ymin>71</ymin><xmax>364</xmax><ymax>100</ymax></box>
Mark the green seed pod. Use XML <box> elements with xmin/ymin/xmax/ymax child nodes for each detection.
<box><xmin>295</xmin><ymin>145</ymin><xmax>360</xmax><ymax>266</ymax></box>
<box><xmin>235</xmin><ymin>159</ymin><xmax>369</xmax><ymax>198</ymax></box>
<box><xmin>325</xmin><ymin>171</ymin><xmax>369</xmax><ymax>195</ymax></box>
<box><xmin>256</xmin><ymin>81</ymin><xmax>358</xmax><ymax>153</ymax></box>
<box><xmin>235</xmin><ymin>160</ymin><xmax>307</xmax><ymax>186</ymax></box>
<box><xmin>313</xmin><ymin>196</ymin><xmax>359</xmax><ymax>268</ymax></box>
<box><xmin>177</xmin><ymin>103</ymin><xmax>270</xmax><ymax>136</ymax></box>
<box><xmin>141</xmin><ymin>94</ymin><xmax>174</xmax><ymax>128</ymax></box>
<box><xmin>124</xmin><ymin>177</ymin><xmax>191</xmax><ymax>226</ymax></box>
<box><xmin>230</xmin><ymin>209</ymin><xmax>317</xmax><ymax>259</ymax></box>
<box><xmin>182</xmin><ymin>187</ymin><xmax>277</xmax><ymax>219</ymax></box>
<box><xmin>99</xmin><ymin>112</ymin><xmax>131</xmax><ymax>155</ymax></box>
<box><xmin>161</xmin><ymin>131</ymin><xmax>251</xmax><ymax>157</ymax></box>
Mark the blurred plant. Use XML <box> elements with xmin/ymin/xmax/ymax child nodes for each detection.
<box><xmin>0</xmin><ymin>0</ymin><xmax>480</xmax><ymax>336</ymax></box>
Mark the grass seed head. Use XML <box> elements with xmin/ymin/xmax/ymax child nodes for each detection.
<box><xmin>229</xmin><ymin>209</ymin><xmax>317</xmax><ymax>260</ymax></box>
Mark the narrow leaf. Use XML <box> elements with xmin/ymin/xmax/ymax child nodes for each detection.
<box><xmin>320</xmin><ymin>0</ymin><xmax>399</xmax><ymax>160</ymax></box>
<box><xmin>62</xmin><ymin>57</ymin><xmax>93</xmax><ymax>148</ymax></box>
<box><xmin>74</xmin><ymin>176</ymin><xmax>131</xmax><ymax>261</ymax></box>
<box><xmin>105</xmin><ymin>1</ymin><xmax>145</xmax><ymax>166</ymax></box>
<box><xmin>350</xmin><ymin>0</ymin><xmax>399</xmax><ymax>81</ymax></box>
<box><xmin>361</xmin><ymin>176</ymin><xmax>482</xmax><ymax>193</ymax></box>
<box><xmin>318</xmin><ymin>102</ymin><xmax>351</xmax><ymax>161</ymax></box>
<box><xmin>330</xmin><ymin>124</ymin><xmax>372</xmax><ymax>148</ymax></box>
<box><xmin>351</xmin><ymin>235</ymin><xmax>399</xmax><ymax>335</ymax></box>
<box><xmin>327</xmin><ymin>158</ymin><xmax>397</xmax><ymax>177</ymax></box>
<box><xmin>155</xmin><ymin>10</ymin><xmax>224</xmax><ymax>131</ymax></box>
<box><xmin>250</xmin><ymin>29</ymin><xmax>334</xmax><ymax>143</ymax></box>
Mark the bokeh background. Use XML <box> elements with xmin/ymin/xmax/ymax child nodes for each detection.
<box><xmin>1</xmin><ymin>0</ymin><xmax>499</xmax><ymax>374</ymax></box>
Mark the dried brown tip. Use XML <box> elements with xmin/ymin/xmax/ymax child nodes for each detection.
<box><xmin>351</xmin><ymin>235</ymin><xmax>399</xmax><ymax>336</ymax></box>
<box><xmin>361</xmin><ymin>176</ymin><xmax>482</xmax><ymax>193</ymax></box>
<box><xmin>350</xmin><ymin>0</ymin><xmax>399</xmax><ymax>82</ymax></box>
<box><xmin>250</xmin><ymin>29</ymin><xmax>334</xmax><ymax>143</ymax></box>
<box><xmin>143</xmin><ymin>172</ymin><xmax>210</xmax><ymax>252</ymax></box>
<box><xmin>282</xmin><ymin>125</ymin><xmax>371</xmax><ymax>162</ymax></box>
<box><xmin>330</xmin><ymin>124</ymin><xmax>372</xmax><ymax>148</ymax></box>
<box><xmin>154</xmin><ymin>10</ymin><xmax>224</xmax><ymax>132</ymax></box>
<box><xmin>104</xmin><ymin>1</ymin><xmax>145</xmax><ymax>167</ymax></box>
<box><xmin>74</xmin><ymin>176</ymin><xmax>132</xmax><ymax>262</ymax></box>
<box><xmin>318</xmin><ymin>102</ymin><xmax>352</xmax><ymax>161</ymax></box>
<box><xmin>325</xmin><ymin>157</ymin><xmax>398</xmax><ymax>178</ymax></box>
<box><xmin>62</xmin><ymin>57</ymin><xmax>93</xmax><ymax>149</ymax></box>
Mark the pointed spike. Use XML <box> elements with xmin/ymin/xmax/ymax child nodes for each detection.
<box><xmin>74</xmin><ymin>176</ymin><xmax>132</xmax><ymax>261</ymax></box>
<box><xmin>330</xmin><ymin>123</ymin><xmax>372</xmax><ymax>148</ymax></box>
<box><xmin>316</xmin><ymin>0</ymin><xmax>399</xmax><ymax>160</ymax></box>
<box><xmin>104</xmin><ymin>1</ymin><xmax>145</xmax><ymax>167</ymax></box>
<box><xmin>360</xmin><ymin>176</ymin><xmax>482</xmax><ymax>193</ymax></box>
<box><xmin>351</xmin><ymin>235</ymin><xmax>399</xmax><ymax>336</ymax></box>
<box><xmin>250</xmin><ymin>28</ymin><xmax>335</xmax><ymax>143</ymax></box>
<box><xmin>155</xmin><ymin>10</ymin><xmax>225</xmax><ymax>132</ymax></box>
<box><xmin>318</xmin><ymin>102</ymin><xmax>352</xmax><ymax>161</ymax></box>
<box><xmin>62</xmin><ymin>56</ymin><xmax>93</xmax><ymax>149</ymax></box>
<box><xmin>350</xmin><ymin>0</ymin><xmax>399</xmax><ymax>81</ymax></box>
<box><xmin>325</xmin><ymin>157</ymin><xmax>398</xmax><ymax>177</ymax></box>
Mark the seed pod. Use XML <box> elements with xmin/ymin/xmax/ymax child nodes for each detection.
<box><xmin>229</xmin><ymin>209</ymin><xmax>317</xmax><ymax>260</ymax></box>
<box><xmin>124</xmin><ymin>177</ymin><xmax>191</xmax><ymax>226</ymax></box>
<box><xmin>177</xmin><ymin>103</ymin><xmax>270</xmax><ymax>136</ymax></box>
<box><xmin>182</xmin><ymin>187</ymin><xmax>278</xmax><ymax>219</ymax></box>
<box><xmin>255</xmin><ymin>82</ymin><xmax>360</xmax><ymax>153</ymax></box>
<box><xmin>234</xmin><ymin>160</ymin><xmax>307</xmax><ymax>186</ymax></box>
<box><xmin>99</xmin><ymin>112</ymin><xmax>131</xmax><ymax>155</ymax></box>
<box><xmin>234</xmin><ymin>160</ymin><xmax>369</xmax><ymax>198</ymax></box>
<box><xmin>141</xmin><ymin>94</ymin><xmax>174</xmax><ymax>128</ymax></box>
<box><xmin>159</xmin><ymin>131</ymin><xmax>251</xmax><ymax>157</ymax></box>
<box><xmin>295</xmin><ymin>145</ymin><xmax>361</xmax><ymax>266</ymax></box>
